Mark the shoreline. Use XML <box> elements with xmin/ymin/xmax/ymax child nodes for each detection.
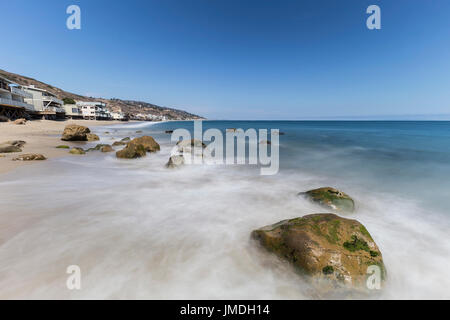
<box><xmin>0</xmin><ymin>119</ymin><xmax>129</xmax><ymax>175</ymax></box>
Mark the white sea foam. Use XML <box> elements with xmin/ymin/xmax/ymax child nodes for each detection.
<box><xmin>0</xmin><ymin>128</ymin><xmax>449</xmax><ymax>299</ymax></box>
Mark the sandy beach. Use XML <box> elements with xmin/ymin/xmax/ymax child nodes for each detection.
<box><xmin>0</xmin><ymin>120</ymin><xmax>125</xmax><ymax>175</ymax></box>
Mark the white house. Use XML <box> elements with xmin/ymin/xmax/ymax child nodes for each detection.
<box><xmin>77</xmin><ymin>101</ymin><xmax>112</xmax><ymax>120</ymax></box>
<box><xmin>111</xmin><ymin>111</ymin><xmax>127</xmax><ymax>121</ymax></box>
<box><xmin>63</xmin><ymin>104</ymin><xmax>83</xmax><ymax>119</ymax></box>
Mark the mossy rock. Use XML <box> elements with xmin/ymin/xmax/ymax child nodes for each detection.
<box><xmin>252</xmin><ymin>213</ymin><xmax>386</xmax><ymax>293</ymax></box>
<box><xmin>300</xmin><ymin>187</ymin><xmax>355</xmax><ymax>213</ymax></box>
<box><xmin>116</xmin><ymin>143</ymin><xmax>146</xmax><ymax>159</ymax></box>
<box><xmin>86</xmin><ymin>144</ymin><xmax>109</xmax><ymax>152</ymax></box>
<box><xmin>112</xmin><ymin>141</ymin><xmax>127</xmax><ymax>146</ymax></box>
<box><xmin>56</xmin><ymin>145</ymin><xmax>70</xmax><ymax>149</ymax></box>
<box><xmin>128</xmin><ymin>136</ymin><xmax>160</xmax><ymax>152</ymax></box>
<box><xmin>69</xmin><ymin>147</ymin><xmax>86</xmax><ymax>155</ymax></box>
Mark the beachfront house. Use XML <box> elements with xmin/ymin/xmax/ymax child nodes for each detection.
<box><xmin>0</xmin><ymin>75</ymin><xmax>35</xmax><ymax>120</ymax></box>
<box><xmin>20</xmin><ymin>85</ymin><xmax>66</xmax><ymax>120</ymax></box>
<box><xmin>63</xmin><ymin>104</ymin><xmax>83</xmax><ymax>119</ymax></box>
<box><xmin>111</xmin><ymin>111</ymin><xmax>128</xmax><ymax>121</ymax></box>
<box><xmin>77</xmin><ymin>101</ymin><xmax>112</xmax><ymax>120</ymax></box>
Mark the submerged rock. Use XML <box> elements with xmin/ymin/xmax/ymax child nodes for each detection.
<box><xmin>86</xmin><ymin>144</ymin><xmax>109</xmax><ymax>152</ymax></box>
<box><xmin>87</xmin><ymin>133</ymin><xmax>100</xmax><ymax>141</ymax></box>
<box><xmin>252</xmin><ymin>213</ymin><xmax>385</xmax><ymax>292</ymax></box>
<box><xmin>112</xmin><ymin>141</ymin><xmax>127</xmax><ymax>146</ymax></box>
<box><xmin>116</xmin><ymin>143</ymin><xmax>146</xmax><ymax>159</ymax></box>
<box><xmin>121</xmin><ymin>137</ymin><xmax>131</xmax><ymax>142</ymax></box>
<box><xmin>0</xmin><ymin>144</ymin><xmax>22</xmax><ymax>153</ymax></box>
<box><xmin>165</xmin><ymin>130</ymin><xmax>174</xmax><ymax>134</ymax></box>
<box><xmin>8</xmin><ymin>140</ymin><xmax>26</xmax><ymax>148</ymax></box>
<box><xmin>166</xmin><ymin>155</ymin><xmax>185</xmax><ymax>168</ymax></box>
<box><xmin>300</xmin><ymin>187</ymin><xmax>355</xmax><ymax>213</ymax></box>
<box><xmin>0</xmin><ymin>140</ymin><xmax>26</xmax><ymax>153</ymax></box>
<box><xmin>69</xmin><ymin>147</ymin><xmax>86</xmax><ymax>155</ymax></box>
<box><xmin>56</xmin><ymin>145</ymin><xmax>70</xmax><ymax>149</ymax></box>
<box><xmin>13</xmin><ymin>153</ymin><xmax>46</xmax><ymax>161</ymax></box>
<box><xmin>61</xmin><ymin>125</ymin><xmax>91</xmax><ymax>141</ymax></box>
<box><xmin>128</xmin><ymin>136</ymin><xmax>160</xmax><ymax>152</ymax></box>
<box><xmin>101</xmin><ymin>145</ymin><xmax>114</xmax><ymax>153</ymax></box>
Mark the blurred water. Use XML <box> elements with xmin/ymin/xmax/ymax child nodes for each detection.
<box><xmin>0</xmin><ymin>120</ymin><xmax>449</xmax><ymax>299</ymax></box>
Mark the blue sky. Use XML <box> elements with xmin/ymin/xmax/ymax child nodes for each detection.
<box><xmin>1</xmin><ymin>0</ymin><xmax>449</xmax><ymax>119</ymax></box>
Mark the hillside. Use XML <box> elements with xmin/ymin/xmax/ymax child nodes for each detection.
<box><xmin>0</xmin><ymin>69</ymin><xmax>204</xmax><ymax>120</ymax></box>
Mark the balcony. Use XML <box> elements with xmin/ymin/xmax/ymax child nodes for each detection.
<box><xmin>0</xmin><ymin>97</ymin><xmax>35</xmax><ymax>111</ymax></box>
<box><xmin>10</xmin><ymin>87</ymin><xmax>33</xmax><ymax>98</ymax></box>
<box><xmin>42</xmin><ymin>96</ymin><xmax>64</xmax><ymax>106</ymax></box>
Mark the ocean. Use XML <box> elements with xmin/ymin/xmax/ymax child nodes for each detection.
<box><xmin>1</xmin><ymin>120</ymin><xmax>449</xmax><ymax>299</ymax></box>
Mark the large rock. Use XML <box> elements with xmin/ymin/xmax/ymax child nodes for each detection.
<box><xmin>128</xmin><ymin>136</ymin><xmax>160</xmax><ymax>152</ymax></box>
<box><xmin>116</xmin><ymin>143</ymin><xmax>146</xmax><ymax>159</ymax></box>
<box><xmin>166</xmin><ymin>155</ymin><xmax>185</xmax><ymax>168</ymax></box>
<box><xmin>252</xmin><ymin>214</ymin><xmax>385</xmax><ymax>292</ymax></box>
<box><xmin>61</xmin><ymin>125</ymin><xmax>91</xmax><ymax>141</ymax></box>
<box><xmin>300</xmin><ymin>187</ymin><xmax>355</xmax><ymax>213</ymax></box>
<box><xmin>0</xmin><ymin>115</ymin><xmax>9</xmax><ymax>122</ymax></box>
<box><xmin>86</xmin><ymin>133</ymin><xmax>100</xmax><ymax>141</ymax></box>
<box><xmin>13</xmin><ymin>154</ymin><xmax>46</xmax><ymax>161</ymax></box>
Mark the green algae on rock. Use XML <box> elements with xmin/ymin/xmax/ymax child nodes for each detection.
<box><xmin>252</xmin><ymin>213</ymin><xmax>385</xmax><ymax>291</ymax></box>
<box><xmin>69</xmin><ymin>147</ymin><xmax>86</xmax><ymax>155</ymax></box>
<box><xmin>300</xmin><ymin>187</ymin><xmax>355</xmax><ymax>213</ymax></box>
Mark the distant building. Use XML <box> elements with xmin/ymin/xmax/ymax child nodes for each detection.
<box><xmin>0</xmin><ymin>75</ymin><xmax>35</xmax><ymax>119</ymax></box>
<box><xmin>111</xmin><ymin>111</ymin><xmax>127</xmax><ymax>121</ymax></box>
<box><xmin>20</xmin><ymin>85</ymin><xmax>65</xmax><ymax>119</ymax></box>
<box><xmin>77</xmin><ymin>101</ymin><xmax>112</xmax><ymax>120</ymax></box>
<box><xmin>63</xmin><ymin>104</ymin><xmax>83</xmax><ymax>119</ymax></box>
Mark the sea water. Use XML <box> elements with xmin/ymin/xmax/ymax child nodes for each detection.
<box><xmin>0</xmin><ymin>120</ymin><xmax>449</xmax><ymax>299</ymax></box>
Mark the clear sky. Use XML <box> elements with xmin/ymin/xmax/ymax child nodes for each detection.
<box><xmin>1</xmin><ymin>0</ymin><xmax>449</xmax><ymax>119</ymax></box>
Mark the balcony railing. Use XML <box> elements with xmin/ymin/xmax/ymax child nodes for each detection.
<box><xmin>10</xmin><ymin>87</ymin><xmax>33</xmax><ymax>98</ymax></box>
<box><xmin>42</xmin><ymin>96</ymin><xmax>64</xmax><ymax>105</ymax></box>
<box><xmin>0</xmin><ymin>97</ymin><xmax>35</xmax><ymax>110</ymax></box>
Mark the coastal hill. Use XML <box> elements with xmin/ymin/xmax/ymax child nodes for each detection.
<box><xmin>0</xmin><ymin>69</ymin><xmax>204</xmax><ymax>120</ymax></box>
